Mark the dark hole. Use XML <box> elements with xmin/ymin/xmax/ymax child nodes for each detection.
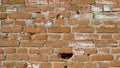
<box><xmin>87</xmin><ymin>54</ymin><xmax>90</xmax><ymax>56</ymax></box>
<box><xmin>64</xmin><ymin>66</ymin><xmax>67</xmax><ymax>68</ymax></box>
<box><xmin>28</xmin><ymin>33</ymin><xmax>35</xmax><ymax>35</ymax></box>
<box><xmin>76</xmin><ymin>10</ymin><xmax>79</xmax><ymax>14</ymax></box>
<box><xmin>58</xmin><ymin>53</ymin><xmax>73</xmax><ymax>59</ymax></box>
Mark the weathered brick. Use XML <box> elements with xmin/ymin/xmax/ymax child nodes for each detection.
<box><xmin>24</xmin><ymin>27</ymin><xmax>46</xmax><ymax>33</ymax></box>
<box><xmin>97</xmin><ymin>27</ymin><xmax>119</xmax><ymax>33</ymax></box>
<box><xmin>31</xmin><ymin>34</ymin><xmax>47</xmax><ymax>40</ymax></box>
<box><xmin>110</xmin><ymin>61</ymin><xmax>120</xmax><ymax>67</ymax></box>
<box><xmin>9</xmin><ymin>13</ymin><xmax>30</xmax><ymax>19</ymax></box>
<box><xmin>0</xmin><ymin>27</ymin><xmax>22</xmax><ymax>33</ymax></box>
<box><xmin>3</xmin><ymin>0</ymin><xmax>25</xmax><ymax>4</ymax></box>
<box><xmin>72</xmin><ymin>0</ymin><xmax>95</xmax><ymax>4</ymax></box>
<box><xmin>3</xmin><ymin>62</ymin><xmax>15</xmax><ymax>67</ymax></box>
<box><xmin>18</xmin><ymin>6</ymin><xmax>40</xmax><ymax>12</ymax></box>
<box><xmin>72</xmin><ymin>27</ymin><xmax>94</xmax><ymax>33</ymax></box>
<box><xmin>0</xmin><ymin>41</ymin><xmax>19</xmax><ymax>47</ymax></box>
<box><xmin>30</xmin><ymin>55</ymin><xmax>48</xmax><ymax>61</ymax></box>
<box><xmin>0</xmin><ymin>13</ymin><xmax>7</xmax><ymax>19</ymax></box>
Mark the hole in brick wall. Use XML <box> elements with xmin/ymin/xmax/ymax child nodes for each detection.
<box><xmin>76</xmin><ymin>10</ymin><xmax>79</xmax><ymax>14</ymax></box>
<box><xmin>58</xmin><ymin>53</ymin><xmax>73</xmax><ymax>59</ymax></box>
<box><xmin>64</xmin><ymin>65</ymin><xmax>67</xmax><ymax>68</ymax></box>
<box><xmin>87</xmin><ymin>54</ymin><xmax>90</xmax><ymax>56</ymax></box>
<box><xmin>28</xmin><ymin>33</ymin><xmax>35</xmax><ymax>35</ymax></box>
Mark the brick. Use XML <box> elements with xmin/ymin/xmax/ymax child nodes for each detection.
<box><xmin>49</xmin><ymin>34</ymin><xmax>61</xmax><ymax>40</ymax></box>
<box><xmin>0</xmin><ymin>27</ymin><xmax>22</xmax><ymax>33</ymax></box>
<box><xmin>0</xmin><ymin>6</ymin><xmax>6</xmax><ymax>12</ymax></box>
<box><xmin>48</xmin><ymin>26</ymin><xmax>70</xmax><ymax>33</ymax></box>
<box><xmin>73</xmin><ymin>48</ymin><xmax>84</xmax><ymax>55</ymax></box>
<box><xmin>44</xmin><ymin>41</ymin><xmax>68</xmax><ymax>47</ymax></box>
<box><xmin>40</xmin><ymin>62</ymin><xmax>51</xmax><ymax>68</ymax></box>
<box><xmin>110</xmin><ymin>61</ymin><xmax>120</xmax><ymax>67</ymax></box>
<box><xmin>20</xmin><ymin>41</ymin><xmax>43</xmax><ymax>47</ymax></box>
<box><xmin>2</xmin><ymin>19</ymin><xmax>14</xmax><ymax>26</ymax></box>
<box><xmin>55</xmin><ymin>19</ymin><xmax>64</xmax><ymax>25</ymax></box>
<box><xmin>84</xmin><ymin>62</ymin><xmax>97</xmax><ymax>68</ymax></box>
<box><xmin>6</xmin><ymin>6</ymin><xmax>17</xmax><ymax>12</ymax></box>
<box><xmin>3</xmin><ymin>0</ymin><xmax>25</xmax><ymax>4</ymax></box>
<box><xmin>54</xmin><ymin>6</ymin><xmax>66</xmax><ymax>11</ymax></box>
<box><xmin>18</xmin><ymin>6</ymin><xmax>40</xmax><ymax>12</ymax></box>
<box><xmin>16</xmin><ymin>48</ymin><xmax>27</xmax><ymax>54</ymax></box>
<box><xmin>49</xmin><ymin>12</ymin><xmax>71</xmax><ymax>18</ymax></box>
<box><xmin>67</xmin><ymin>6</ymin><xmax>79</xmax><ymax>11</ymax></box>
<box><xmin>32</xmin><ymin>13</ymin><xmax>45</xmax><ymax>19</ymax></box>
<box><xmin>72</xmin><ymin>27</ymin><xmax>94</xmax><ymax>33</ymax></box>
<box><xmin>0</xmin><ymin>55</ymin><xmax>5</xmax><ymax>60</ymax></box>
<box><xmin>79</xmin><ymin>20</ymin><xmax>90</xmax><ymax>26</ymax></box>
<box><xmin>0</xmin><ymin>13</ymin><xmax>7</xmax><ymax>19</ymax></box>
<box><xmin>30</xmin><ymin>55</ymin><xmax>48</xmax><ymax>61</ymax></box>
<box><xmin>96</xmin><ymin>0</ymin><xmax>117</xmax><ymax>4</ymax></box>
<box><xmin>0</xmin><ymin>34</ymin><xmax>5</xmax><ymax>39</ymax></box>
<box><xmin>18</xmin><ymin>34</ymin><xmax>30</xmax><ymax>40</ymax></box>
<box><xmin>97</xmin><ymin>62</ymin><xmax>110</xmax><ymax>68</ymax></box>
<box><xmin>27</xmin><ymin>0</ymin><xmax>48</xmax><ymax>4</ymax></box>
<box><xmin>90</xmin><ymin>54</ymin><xmax>113</xmax><ymax>61</ymax></box>
<box><xmin>97</xmin><ymin>27</ymin><xmax>119</xmax><ymax>33</ymax></box>
<box><xmin>98</xmin><ymin>48</ymin><xmax>109</xmax><ymax>53</ymax></box>
<box><xmin>74</xmin><ymin>34</ymin><xmax>88</xmax><ymax>40</ymax></box>
<box><xmin>32</xmin><ymin>19</ymin><xmax>52</xmax><ymax>26</ymax></box>
<box><xmin>15</xmin><ymin>62</ymin><xmax>27</xmax><ymax>68</ymax></box>
<box><xmin>4</xmin><ymin>48</ymin><xmax>15</xmax><ymax>54</ymax></box>
<box><xmin>101</xmin><ymin>34</ymin><xmax>112</xmax><ymax>39</ymax></box>
<box><xmin>24</xmin><ymin>27</ymin><xmax>46</xmax><ymax>33</ymax></box>
<box><xmin>53</xmin><ymin>62</ymin><xmax>72</xmax><ymax>68</ymax></box>
<box><xmin>111</xmin><ymin>48</ymin><xmax>120</xmax><ymax>53</ymax></box>
<box><xmin>79</xmin><ymin>6</ymin><xmax>91</xmax><ymax>11</ymax></box>
<box><xmin>15</xmin><ymin>20</ymin><xmax>26</xmax><ymax>26</ymax></box>
<box><xmin>3</xmin><ymin>62</ymin><xmax>15</xmax><ymax>67</ymax></box>
<box><xmin>62</xmin><ymin>33</ymin><xmax>74</xmax><ymax>40</ymax></box>
<box><xmin>73</xmin><ymin>55</ymin><xmax>89</xmax><ymax>61</ymax></box>
<box><xmin>73</xmin><ymin>62</ymin><xmax>84</xmax><ymax>68</ymax></box>
<box><xmin>7</xmin><ymin>34</ymin><xmax>17</xmax><ymax>40</ymax></box>
<box><xmin>41</xmin><ymin>6</ymin><xmax>53</xmax><ymax>12</ymax></box>
<box><xmin>0</xmin><ymin>48</ymin><xmax>3</xmax><ymax>54</ymax></box>
<box><xmin>6</xmin><ymin>54</ymin><xmax>29</xmax><ymax>60</ymax></box>
<box><xmin>54</xmin><ymin>48</ymin><xmax>72</xmax><ymax>53</ymax></box>
<box><xmin>113</xmin><ymin>34</ymin><xmax>120</xmax><ymax>40</ymax></box>
<box><xmin>0</xmin><ymin>41</ymin><xmax>19</xmax><ymax>47</ymax></box>
<box><xmin>40</xmin><ymin>48</ymin><xmax>52</xmax><ymax>54</ymax></box>
<box><xmin>85</xmin><ymin>48</ymin><xmax>97</xmax><ymax>55</ymax></box>
<box><xmin>29</xmin><ymin>48</ymin><xmax>40</xmax><ymax>54</ymax></box>
<box><xmin>9</xmin><ymin>13</ymin><xmax>30</xmax><ymax>19</ymax></box>
<box><xmin>67</xmin><ymin>19</ymin><xmax>78</xmax><ymax>25</ymax></box>
<box><xmin>94</xmin><ymin>40</ymin><xmax>117</xmax><ymax>47</ymax></box>
<box><xmin>31</xmin><ymin>34</ymin><xmax>47</xmax><ymax>40</ymax></box>
<box><xmin>72</xmin><ymin>0</ymin><xmax>95</xmax><ymax>4</ymax></box>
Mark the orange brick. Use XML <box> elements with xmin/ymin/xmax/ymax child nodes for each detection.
<box><xmin>3</xmin><ymin>62</ymin><xmax>15</xmax><ymax>67</ymax></box>
<box><xmin>18</xmin><ymin>6</ymin><xmax>40</xmax><ymax>12</ymax></box>
<box><xmin>3</xmin><ymin>0</ymin><xmax>25</xmax><ymax>4</ymax></box>
<box><xmin>111</xmin><ymin>48</ymin><xmax>120</xmax><ymax>53</ymax></box>
<box><xmin>90</xmin><ymin>54</ymin><xmax>113</xmax><ymax>61</ymax></box>
<box><xmin>55</xmin><ymin>19</ymin><xmax>64</xmax><ymax>25</ymax></box>
<box><xmin>16</xmin><ymin>48</ymin><xmax>27</xmax><ymax>54</ymax></box>
<box><xmin>44</xmin><ymin>41</ymin><xmax>68</xmax><ymax>47</ymax></box>
<box><xmin>101</xmin><ymin>34</ymin><xmax>112</xmax><ymax>39</ymax></box>
<box><xmin>73</xmin><ymin>55</ymin><xmax>89</xmax><ymax>61</ymax></box>
<box><xmin>0</xmin><ymin>6</ymin><xmax>6</xmax><ymax>12</ymax></box>
<box><xmin>63</xmin><ymin>33</ymin><xmax>74</xmax><ymax>40</ymax></box>
<box><xmin>54</xmin><ymin>48</ymin><xmax>72</xmax><ymax>53</ymax></box>
<box><xmin>40</xmin><ymin>48</ymin><xmax>52</xmax><ymax>54</ymax></box>
<box><xmin>0</xmin><ymin>55</ymin><xmax>5</xmax><ymax>60</ymax></box>
<box><xmin>9</xmin><ymin>13</ymin><xmax>30</xmax><ymax>19</ymax></box>
<box><xmin>97</xmin><ymin>27</ymin><xmax>119</xmax><ymax>33</ymax></box>
<box><xmin>24</xmin><ymin>27</ymin><xmax>46</xmax><ymax>33</ymax></box>
<box><xmin>72</xmin><ymin>27</ymin><xmax>94</xmax><ymax>33</ymax></box>
<box><xmin>29</xmin><ymin>48</ymin><xmax>40</xmax><ymax>54</ymax></box>
<box><xmin>48</xmin><ymin>26</ymin><xmax>70</xmax><ymax>33</ymax></box>
<box><xmin>110</xmin><ymin>61</ymin><xmax>120</xmax><ymax>67</ymax></box>
<box><xmin>73</xmin><ymin>62</ymin><xmax>84</xmax><ymax>68</ymax></box>
<box><xmin>31</xmin><ymin>34</ymin><xmax>47</xmax><ymax>40</ymax></box>
<box><xmin>4</xmin><ymin>48</ymin><xmax>15</xmax><ymax>54</ymax></box>
<box><xmin>0</xmin><ymin>41</ymin><xmax>19</xmax><ymax>47</ymax></box>
<box><xmin>40</xmin><ymin>62</ymin><xmax>51</xmax><ymax>68</ymax></box>
<box><xmin>85</xmin><ymin>48</ymin><xmax>97</xmax><ymax>55</ymax></box>
<box><xmin>41</xmin><ymin>6</ymin><xmax>53</xmax><ymax>12</ymax></box>
<box><xmin>84</xmin><ymin>62</ymin><xmax>97</xmax><ymax>68</ymax></box>
<box><xmin>30</xmin><ymin>55</ymin><xmax>48</xmax><ymax>61</ymax></box>
<box><xmin>6</xmin><ymin>55</ymin><xmax>29</xmax><ymax>60</ymax></box>
<box><xmin>72</xmin><ymin>0</ymin><xmax>95</xmax><ymax>4</ymax></box>
<box><xmin>15</xmin><ymin>20</ymin><xmax>26</xmax><ymax>26</ymax></box>
<box><xmin>0</xmin><ymin>13</ymin><xmax>7</xmax><ymax>19</ymax></box>
<box><xmin>0</xmin><ymin>27</ymin><xmax>22</xmax><ymax>33</ymax></box>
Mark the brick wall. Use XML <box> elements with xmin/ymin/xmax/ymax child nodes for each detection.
<box><xmin>0</xmin><ymin>0</ymin><xmax>120</xmax><ymax>68</ymax></box>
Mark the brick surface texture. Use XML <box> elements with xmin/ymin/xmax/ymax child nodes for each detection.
<box><xmin>0</xmin><ymin>0</ymin><xmax>120</xmax><ymax>68</ymax></box>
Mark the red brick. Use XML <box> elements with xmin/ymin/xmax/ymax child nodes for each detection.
<box><xmin>31</xmin><ymin>55</ymin><xmax>48</xmax><ymax>61</ymax></box>
<box><xmin>53</xmin><ymin>62</ymin><xmax>72</xmax><ymax>68</ymax></box>
<box><xmin>16</xmin><ymin>48</ymin><xmax>27</xmax><ymax>54</ymax></box>
<box><xmin>49</xmin><ymin>55</ymin><xmax>62</xmax><ymax>61</ymax></box>
<box><xmin>0</xmin><ymin>13</ymin><xmax>7</xmax><ymax>19</ymax></box>
<box><xmin>40</xmin><ymin>48</ymin><xmax>52</xmax><ymax>54</ymax></box>
<box><xmin>7</xmin><ymin>34</ymin><xmax>17</xmax><ymax>40</ymax></box>
<box><xmin>0</xmin><ymin>55</ymin><xmax>5</xmax><ymax>60</ymax></box>
<box><xmin>9</xmin><ymin>13</ymin><xmax>30</xmax><ymax>19</ymax></box>
<box><xmin>97</xmin><ymin>27</ymin><xmax>119</xmax><ymax>33</ymax></box>
<box><xmin>79</xmin><ymin>20</ymin><xmax>90</xmax><ymax>26</ymax></box>
<box><xmin>0</xmin><ymin>27</ymin><xmax>22</xmax><ymax>33</ymax></box>
<box><xmin>15</xmin><ymin>62</ymin><xmax>27</xmax><ymax>68</ymax></box>
<box><xmin>73</xmin><ymin>55</ymin><xmax>89</xmax><ymax>61</ymax></box>
<box><xmin>110</xmin><ymin>61</ymin><xmax>120</xmax><ymax>67</ymax></box>
<box><xmin>31</xmin><ymin>34</ymin><xmax>47</xmax><ymax>40</ymax></box>
<box><xmin>0</xmin><ymin>6</ymin><xmax>6</xmax><ymax>12</ymax></box>
<box><xmin>15</xmin><ymin>20</ymin><xmax>26</xmax><ymax>26</ymax></box>
<box><xmin>41</xmin><ymin>6</ymin><xmax>53</xmax><ymax>12</ymax></box>
<box><xmin>89</xmin><ymin>34</ymin><xmax>99</xmax><ymax>40</ymax></box>
<box><xmin>0</xmin><ymin>41</ymin><xmax>19</xmax><ymax>47</ymax></box>
<box><xmin>101</xmin><ymin>34</ymin><xmax>112</xmax><ymax>39</ymax></box>
<box><xmin>20</xmin><ymin>41</ymin><xmax>43</xmax><ymax>47</ymax></box>
<box><xmin>44</xmin><ymin>41</ymin><xmax>68</xmax><ymax>47</ymax></box>
<box><xmin>63</xmin><ymin>33</ymin><xmax>74</xmax><ymax>40</ymax></box>
<box><xmin>18</xmin><ymin>34</ymin><xmax>30</xmax><ymax>40</ymax></box>
<box><xmin>54</xmin><ymin>6</ymin><xmax>66</xmax><ymax>11</ymax></box>
<box><xmin>54</xmin><ymin>48</ymin><xmax>72</xmax><ymax>53</ymax></box>
<box><xmin>98</xmin><ymin>48</ymin><xmax>110</xmax><ymax>53</ymax></box>
<box><xmin>40</xmin><ymin>62</ymin><xmax>51</xmax><ymax>68</ymax></box>
<box><xmin>111</xmin><ymin>48</ymin><xmax>120</xmax><ymax>53</ymax></box>
<box><xmin>0</xmin><ymin>34</ymin><xmax>5</xmax><ymax>40</ymax></box>
<box><xmin>55</xmin><ymin>19</ymin><xmax>64</xmax><ymax>25</ymax></box>
<box><xmin>6</xmin><ymin>54</ymin><xmax>29</xmax><ymax>60</ymax></box>
<box><xmin>3</xmin><ymin>62</ymin><xmax>15</xmax><ymax>67</ymax></box>
<box><xmin>48</xmin><ymin>26</ymin><xmax>70</xmax><ymax>33</ymax></box>
<box><xmin>33</xmin><ymin>13</ymin><xmax>45</xmax><ymax>19</ymax></box>
<box><xmin>32</xmin><ymin>19</ymin><xmax>52</xmax><ymax>26</ymax></box>
<box><xmin>4</xmin><ymin>48</ymin><xmax>15</xmax><ymax>54</ymax></box>
<box><xmin>29</xmin><ymin>48</ymin><xmax>40</xmax><ymax>54</ymax></box>
<box><xmin>90</xmin><ymin>54</ymin><xmax>113</xmax><ymax>61</ymax></box>
<box><xmin>67</xmin><ymin>6</ymin><xmax>79</xmax><ymax>11</ymax></box>
<box><xmin>3</xmin><ymin>0</ymin><xmax>25</xmax><ymax>4</ymax></box>
<box><xmin>18</xmin><ymin>6</ymin><xmax>40</xmax><ymax>12</ymax></box>
<box><xmin>85</xmin><ymin>48</ymin><xmax>97</xmax><ymax>55</ymax></box>
<box><xmin>79</xmin><ymin>6</ymin><xmax>91</xmax><ymax>11</ymax></box>
<box><xmin>84</xmin><ymin>62</ymin><xmax>97</xmax><ymax>68</ymax></box>
<box><xmin>97</xmin><ymin>62</ymin><xmax>110</xmax><ymax>68</ymax></box>
<box><xmin>73</xmin><ymin>62</ymin><xmax>84</xmax><ymax>68</ymax></box>
<box><xmin>24</xmin><ymin>27</ymin><xmax>46</xmax><ymax>33</ymax></box>
<box><xmin>49</xmin><ymin>34</ymin><xmax>61</xmax><ymax>40</ymax></box>
<box><xmin>67</xmin><ymin>19</ymin><xmax>78</xmax><ymax>25</ymax></box>
<box><xmin>72</xmin><ymin>27</ymin><xmax>94</xmax><ymax>33</ymax></box>
<box><xmin>72</xmin><ymin>0</ymin><xmax>95</xmax><ymax>4</ymax></box>
<box><xmin>0</xmin><ymin>48</ymin><xmax>3</xmax><ymax>54</ymax></box>
<box><xmin>113</xmin><ymin>33</ymin><xmax>120</xmax><ymax>40</ymax></box>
